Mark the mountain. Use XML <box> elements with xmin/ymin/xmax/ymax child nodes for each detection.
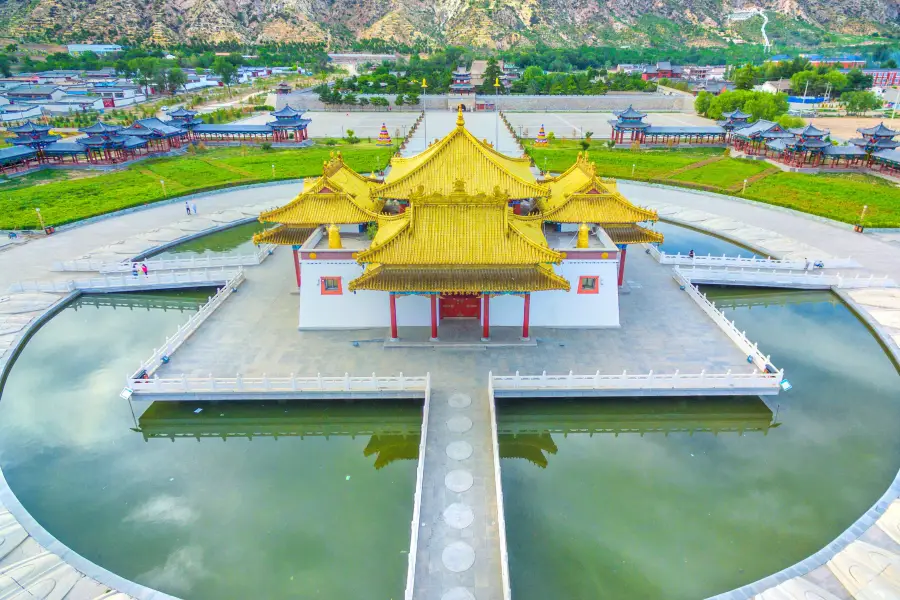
<box><xmin>0</xmin><ymin>0</ymin><xmax>897</xmax><ymax>47</ymax></box>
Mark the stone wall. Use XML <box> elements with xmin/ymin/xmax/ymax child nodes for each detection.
<box><xmin>279</xmin><ymin>92</ymin><xmax>692</xmax><ymax>112</ymax></box>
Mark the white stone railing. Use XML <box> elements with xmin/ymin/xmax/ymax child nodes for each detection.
<box><xmin>491</xmin><ymin>369</ymin><xmax>782</xmax><ymax>393</ymax></box>
<box><xmin>9</xmin><ymin>267</ymin><xmax>240</xmax><ymax>293</ymax></box>
<box><xmin>52</xmin><ymin>244</ymin><xmax>276</xmax><ymax>273</ymax></box>
<box><xmin>676</xmin><ymin>265</ymin><xmax>896</xmax><ymax>289</ymax></box>
<box><xmin>488</xmin><ymin>375</ymin><xmax>513</xmax><ymax>600</ymax></box>
<box><xmin>129</xmin><ymin>270</ymin><xmax>245</xmax><ymax>379</ymax></box>
<box><xmin>674</xmin><ymin>268</ymin><xmax>777</xmax><ymax>371</ymax></box>
<box><xmin>127</xmin><ymin>373</ymin><xmax>429</xmax><ymax>397</ymax></box>
<box><xmin>645</xmin><ymin>244</ymin><xmax>858</xmax><ymax>269</ymax></box>
<box><xmin>404</xmin><ymin>373</ymin><xmax>431</xmax><ymax>600</ymax></box>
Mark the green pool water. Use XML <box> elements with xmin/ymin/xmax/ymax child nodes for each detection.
<box><xmin>151</xmin><ymin>221</ymin><xmax>265</xmax><ymax>258</ymax></box>
<box><xmin>0</xmin><ymin>291</ymin><xmax>419</xmax><ymax>600</ymax></box>
<box><xmin>499</xmin><ymin>287</ymin><xmax>900</xmax><ymax>599</ymax></box>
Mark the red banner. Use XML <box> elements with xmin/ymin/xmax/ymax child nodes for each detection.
<box><xmin>102</xmin><ymin>98</ymin><xmax>115</xmax><ymax>108</ymax></box>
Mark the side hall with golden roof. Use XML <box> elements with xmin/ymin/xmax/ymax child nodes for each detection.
<box><xmin>256</xmin><ymin>107</ymin><xmax>662</xmax><ymax>340</ymax></box>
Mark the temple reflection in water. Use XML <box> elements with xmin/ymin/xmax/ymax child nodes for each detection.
<box><xmin>137</xmin><ymin>399</ymin><xmax>422</xmax><ymax>469</ymax></box>
<box><xmin>498</xmin><ymin>396</ymin><xmax>778</xmax><ymax>468</ymax></box>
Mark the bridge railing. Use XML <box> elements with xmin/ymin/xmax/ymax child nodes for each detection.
<box><xmin>491</xmin><ymin>369</ymin><xmax>782</xmax><ymax>392</ymax></box>
<box><xmin>645</xmin><ymin>244</ymin><xmax>858</xmax><ymax>269</ymax></box>
<box><xmin>488</xmin><ymin>374</ymin><xmax>513</xmax><ymax>600</ymax></box>
<box><xmin>52</xmin><ymin>245</ymin><xmax>276</xmax><ymax>273</ymax></box>
<box><xmin>9</xmin><ymin>267</ymin><xmax>239</xmax><ymax>293</ymax></box>
<box><xmin>128</xmin><ymin>373</ymin><xmax>429</xmax><ymax>396</ymax></box>
<box><xmin>129</xmin><ymin>270</ymin><xmax>245</xmax><ymax>379</ymax></box>
<box><xmin>674</xmin><ymin>269</ymin><xmax>777</xmax><ymax>371</ymax></box>
<box><xmin>675</xmin><ymin>265</ymin><xmax>896</xmax><ymax>289</ymax></box>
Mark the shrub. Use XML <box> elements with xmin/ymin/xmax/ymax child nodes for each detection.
<box><xmin>260</xmin><ymin>142</ymin><xmax>273</xmax><ymax>151</ymax></box>
<box><xmin>547</xmin><ymin>131</ymin><xmax>556</xmax><ymax>141</ymax></box>
<box><xmin>580</xmin><ymin>140</ymin><xmax>591</xmax><ymax>151</ymax></box>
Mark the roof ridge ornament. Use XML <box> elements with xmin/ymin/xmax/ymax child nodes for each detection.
<box><xmin>456</xmin><ymin>105</ymin><xmax>465</xmax><ymax>127</ymax></box>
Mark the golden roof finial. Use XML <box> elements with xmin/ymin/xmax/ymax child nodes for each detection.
<box><xmin>327</xmin><ymin>223</ymin><xmax>342</xmax><ymax>249</ymax></box>
<box><xmin>577</xmin><ymin>223</ymin><xmax>590</xmax><ymax>248</ymax></box>
<box><xmin>456</xmin><ymin>105</ymin><xmax>465</xmax><ymax>127</ymax></box>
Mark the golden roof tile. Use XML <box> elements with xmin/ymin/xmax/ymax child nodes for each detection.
<box><xmin>356</xmin><ymin>185</ymin><xmax>563</xmax><ymax>266</ymax></box>
<box><xmin>348</xmin><ymin>264</ymin><xmax>570</xmax><ymax>293</ymax></box>
<box><xmin>378</xmin><ymin>108</ymin><xmax>546</xmax><ymax>200</ymax></box>
<box><xmin>252</xmin><ymin>225</ymin><xmax>317</xmax><ymax>246</ymax></box>
<box><xmin>602</xmin><ymin>224</ymin><xmax>665</xmax><ymax>245</ymax></box>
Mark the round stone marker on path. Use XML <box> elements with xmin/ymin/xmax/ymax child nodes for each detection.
<box><xmin>442</xmin><ymin>541</ymin><xmax>476</xmax><ymax>573</ymax></box>
<box><xmin>446</xmin><ymin>415</ymin><xmax>473</xmax><ymax>433</ymax></box>
<box><xmin>442</xmin><ymin>587</ymin><xmax>476</xmax><ymax>600</ymax></box>
<box><xmin>443</xmin><ymin>503</ymin><xmax>475</xmax><ymax>529</ymax></box>
<box><xmin>448</xmin><ymin>393</ymin><xmax>472</xmax><ymax>408</ymax></box>
<box><xmin>445</xmin><ymin>470</ymin><xmax>474</xmax><ymax>493</ymax></box>
<box><xmin>446</xmin><ymin>441</ymin><xmax>473</xmax><ymax>461</ymax></box>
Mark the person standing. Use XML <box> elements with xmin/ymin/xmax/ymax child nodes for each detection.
<box><xmin>191</xmin><ymin>201</ymin><xmax>198</xmax><ymax>215</ymax></box>
<box><xmin>131</xmin><ymin>263</ymin><xmax>139</xmax><ymax>278</ymax></box>
<box><xmin>185</xmin><ymin>201</ymin><xmax>191</xmax><ymax>216</ymax></box>
<box><xmin>141</xmin><ymin>263</ymin><xmax>149</xmax><ymax>276</ymax></box>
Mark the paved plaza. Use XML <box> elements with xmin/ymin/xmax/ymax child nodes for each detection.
<box><xmin>502</xmin><ymin>111</ymin><xmax>717</xmax><ymax>140</ymax></box>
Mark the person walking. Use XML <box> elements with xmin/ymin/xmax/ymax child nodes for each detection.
<box><xmin>131</xmin><ymin>263</ymin><xmax>139</xmax><ymax>278</ymax></box>
<box><xmin>141</xmin><ymin>263</ymin><xmax>149</xmax><ymax>276</ymax></box>
<box><xmin>185</xmin><ymin>201</ymin><xmax>191</xmax><ymax>216</ymax></box>
<box><xmin>191</xmin><ymin>202</ymin><xmax>198</xmax><ymax>215</ymax></box>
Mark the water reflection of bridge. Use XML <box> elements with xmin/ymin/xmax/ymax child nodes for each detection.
<box><xmin>72</xmin><ymin>293</ymin><xmax>205</xmax><ymax>313</ymax></box>
<box><xmin>703</xmin><ymin>288</ymin><xmax>837</xmax><ymax>310</ymax></box>
<box><xmin>137</xmin><ymin>400</ymin><xmax>422</xmax><ymax>469</ymax></box>
<box><xmin>498</xmin><ymin>396</ymin><xmax>777</xmax><ymax>468</ymax></box>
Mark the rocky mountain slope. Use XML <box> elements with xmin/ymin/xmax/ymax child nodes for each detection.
<box><xmin>0</xmin><ymin>0</ymin><xmax>897</xmax><ymax>47</ymax></box>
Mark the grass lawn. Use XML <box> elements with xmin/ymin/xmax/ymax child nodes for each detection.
<box><xmin>0</xmin><ymin>142</ymin><xmax>394</xmax><ymax>229</ymax></box>
<box><xmin>671</xmin><ymin>158</ymin><xmax>773</xmax><ymax>190</ymax></box>
<box><xmin>526</xmin><ymin>140</ymin><xmax>720</xmax><ymax>178</ymax></box>
<box><xmin>744</xmin><ymin>173</ymin><xmax>900</xmax><ymax>227</ymax></box>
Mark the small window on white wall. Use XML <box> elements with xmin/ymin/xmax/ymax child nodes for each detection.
<box><xmin>320</xmin><ymin>276</ymin><xmax>342</xmax><ymax>295</ymax></box>
<box><xmin>578</xmin><ymin>276</ymin><xmax>600</xmax><ymax>294</ymax></box>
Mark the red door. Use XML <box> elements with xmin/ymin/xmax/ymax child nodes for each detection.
<box><xmin>440</xmin><ymin>294</ymin><xmax>481</xmax><ymax>318</ymax></box>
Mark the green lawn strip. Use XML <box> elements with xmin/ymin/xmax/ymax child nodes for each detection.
<box><xmin>671</xmin><ymin>158</ymin><xmax>773</xmax><ymax>189</ymax></box>
<box><xmin>525</xmin><ymin>141</ymin><xmax>720</xmax><ymax>179</ymax></box>
<box><xmin>744</xmin><ymin>172</ymin><xmax>900</xmax><ymax>227</ymax></box>
<box><xmin>0</xmin><ymin>144</ymin><xmax>395</xmax><ymax>229</ymax></box>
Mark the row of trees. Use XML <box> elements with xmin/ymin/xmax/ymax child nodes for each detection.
<box><xmin>730</xmin><ymin>59</ymin><xmax>874</xmax><ymax>95</ymax></box>
<box><xmin>695</xmin><ymin>90</ymin><xmax>791</xmax><ymax>121</ymax></box>
<box><xmin>316</xmin><ymin>87</ymin><xmax>420</xmax><ymax>106</ymax></box>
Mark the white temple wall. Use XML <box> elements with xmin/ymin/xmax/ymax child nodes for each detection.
<box><xmin>396</xmin><ymin>294</ymin><xmax>432</xmax><ymax>326</ymax></box>
<box><xmin>489</xmin><ymin>295</ymin><xmax>528</xmax><ymax>327</ymax></box>
<box><xmin>529</xmin><ymin>260</ymin><xmax>620</xmax><ymax>327</ymax></box>
<box><xmin>299</xmin><ymin>260</ymin><xmax>386</xmax><ymax>329</ymax></box>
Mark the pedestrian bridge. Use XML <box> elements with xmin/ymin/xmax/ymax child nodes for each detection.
<box><xmin>645</xmin><ymin>245</ymin><xmax>858</xmax><ymax>269</ymax></box>
<box><xmin>675</xmin><ymin>266</ymin><xmax>896</xmax><ymax>290</ymax></box>
<box><xmin>52</xmin><ymin>245</ymin><xmax>276</xmax><ymax>273</ymax></box>
<box><xmin>9</xmin><ymin>267</ymin><xmax>241</xmax><ymax>294</ymax></box>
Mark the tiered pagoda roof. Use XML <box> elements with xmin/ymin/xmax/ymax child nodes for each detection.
<box><xmin>350</xmin><ymin>183</ymin><xmax>569</xmax><ymax>294</ymax></box>
<box><xmin>849</xmin><ymin>122</ymin><xmax>900</xmax><ymax>152</ymax></box>
<box><xmin>378</xmin><ymin>110</ymin><xmax>545</xmax><ymax>200</ymax></box>
<box><xmin>608</xmin><ymin>105</ymin><xmax>650</xmax><ymax>130</ymax></box>
<box><xmin>254</xmin><ymin>152</ymin><xmax>382</xmax><ymax>245</ymax></box>
<box><xmin>789</xmin><ymin>123</ymin><xmax>829</xmax><ymax>138</ymax></box>
<box><xmin>121</xmin><ymin>118</ymin><xmax>186</xmax><ymax>139</ymax></box>
<box><xmin>538</xmin><ymin>152</ymin><xmax>662</xmax><ymax>243</ymax></box>
<box><xmin>732</xmin><ymin>120</ymin><xmax>795</xmax><ymax>140</ymax></box>
<box><xmin>857</xmin><ymin>122</ymin><xmax>899</xmax><ymax>138</ymax></box>
<box><xmin>722</xmin><ymin>109</ymin><xmax>752</xmax><ymax>120</ymax></box>
<box><xmin>79</xmin><ymin>121</ymin><xmax>122</xmax><ymax>135</ymax></box>
<box><xmin>8</xmin><ymin>121</ymin><xmax>51</xmax><ymax>134</ymax></box>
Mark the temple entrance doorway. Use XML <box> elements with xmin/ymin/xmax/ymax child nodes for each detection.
<box><xmin>440</xmin><ymin>294</ymin><xmax>480</xmax><ymax>318</ymax></box>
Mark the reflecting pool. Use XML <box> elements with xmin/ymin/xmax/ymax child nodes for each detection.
<box><xmin>655</xmin><ymin>220</ymin><xmax>758</xmax><ymax>257</ymax></box>
<box><xmin>0</xmin><ymin>291</ymin><xmax>419</xmax><ymax>599</ymax></box>
<box><xmin>500</xmin><ymin>287</ymin><xmax>900</xmax><ymax>599</ymax></box>
<box><xmin>152</xmin><ymin>221</ymin><xmax>264</xmax><ymax>258</ymax></box>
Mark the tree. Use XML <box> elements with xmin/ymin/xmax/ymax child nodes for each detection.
<box><xmin>840</xmin><ymin>91</ymin><xmax>882</xmax><ymax>115</ymax></box>
<box><xmin>212</xmin><ymin>56</ymin><xmax>238</xmax><ymax>90</ymax></box>
<box><xmin>167</xmin><ymin>68</ymin><xmax>187</xmax><ymax>94</ymax></box>
<box><xmin>883</xmin><ymin>59</ymin><xmax>898</xmax><ymax>69</ymax></box>
<box><xmin>0</xmin><ymin>54</ymin><xmax>15</xmax><ymax>77</ymax></box>
<box><xmin>846</xmin><ymin>69</ymin><xmax>874</xmax><ymax>91</ymax></box>
<box><xmin>478</xmin><ymin>57</ymin><xmax>503</xmax><ymax>94</ymax></box>
<box><xmin>523</xmin><ymin>65</ymin><xmax>543</xmax><ymax>82</ymax></box>
<box><xmin>732</xmin><ymin>63</ymin><xmax>758</xmax><ymax>90</ymax></box>
<box><xmin>694</xmin><ymin>91</ymin><xmax>712</xmax><ymax>116</ymax></box>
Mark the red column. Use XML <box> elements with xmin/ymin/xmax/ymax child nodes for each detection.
<box><xmin>618</xmin><ymin>246</ymin><xmax>628</xmax><ymax>286</ymax></box>
<box><xmin>522</xmin><ymin>294</ymin><xmax>531</xmax><ymax>340</ymax></box>
<box><xmin>482</xmin><ymin>294</ymin><xmax>490</xmax><ymax>341</ymax></box>
<box><xmin>292</xmin><ymin>248</ymin><xmax>301</xmax><ymax>287</ymax></box>
<box><xmin>430</xmin><ymin>294</ymin><xmax>439</xmax><ymax>341</ymax></box>
<box><xmin>389</xmin><ymin>294</ymin><xmax>399</xmax><ymax>340</ymax></box>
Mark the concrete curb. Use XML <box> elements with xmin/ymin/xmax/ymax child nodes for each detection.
<box><xmin>131</xmin><ymin>217</ymin><xmax>258</xmax><ymax>261</ymax></box>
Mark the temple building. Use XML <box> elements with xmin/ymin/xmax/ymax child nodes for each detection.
<box><xmin>608</xmin><ymin>106</ymin><xmax>651</xmax><ymax>143</ymax></box>
<box><xmin>730</xmin><ymin>119</ymin><xmax>795</xmax><ymax>156</ymax></box>
<box><xmin>256</xmin><ymin>108</ymin><xmax>661</xmax><ymax>340</ymax></box>
<box><xmin>850</xmin><ymin>122</ymin><xmax>900</xmax><ymax>155</ymax></box>
<box><xmin>717</xmin><ymin>109</ymin><xmax>753</xmax><ymax>138</ymax></box>
<box><xmin>608</xmin><ymin>106</ymin><xmax>725</xmax><ymax>145</ymax></box>
<box><xmin>777</xmin><ymin>124</ymin><xmax>831</xmax><ymax>167</ymax></box>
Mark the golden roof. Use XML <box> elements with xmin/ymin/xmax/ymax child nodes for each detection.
<box><xmin>252</xmin><ymin>225</ymin><xmax>316</xmax><ymax>246</ymax></box>
<box><xmin>539</xmin><ymin>152</ymin><xmax>658</xmax><ymax>224</ymax></box>
<box><xmin>260</xmin><ymin>152</ymin><xmax>383</xmax><ymax>226</ymax></box>
<box><xmin>355</xmin><ymin>184</ymin><xmax>563</xmax><ymax>267</ymax></box>
<box><xmin>603</xmin><ymin>224</ymin><xmax>664</xmax><ymax>245</ymax></box>
<box><xmin>378</xmin><ymin>107</ymin><xmax>546</xmax><ymax>200</ymax></box>
<box><xmin>348</xmin><ymin>265</ymin><xmax>570</xmax><ymax>293</ymax></box>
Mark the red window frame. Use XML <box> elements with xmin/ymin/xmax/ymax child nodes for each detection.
<box><xmin>320</xmin><ymin>276</ymin><xmax>343</xmax><ymax>295</ymax></box>
<box><xmin>577</xmin><ymin>275</ymin><xmax>600</xmax><ymax>294</ymax></box>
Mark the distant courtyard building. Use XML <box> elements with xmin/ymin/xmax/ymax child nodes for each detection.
<box><xmin>67</xmin><ymin>44</ymin><xmax>123</xmax><ymax>55</ymax></box>
<box><xmin>609</xmin><ymin>105</ymin><xmax>725</xmax><ymax>145</ymax></box>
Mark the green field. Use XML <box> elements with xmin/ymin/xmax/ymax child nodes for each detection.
<box><xmin>525</xmin><ymin>141</ymin><xmax>898</xmax><ymax>227</ymax></box>
<box><xmin>744</xmin><ymin>173</ymin><xmax>900</xmax><ymax>227</ymax></box>
<box><xmin>0</xmin><ymin>142</ymin><xmax>394</xmax><ymax>229</ymax></box>
<box><xmin>527</xmin><ymin>140</ymin><xmax>720</xmax><ymax>178</ymax></box>
<box><xmin>670</xmin><ymin>158</ymin><xmax>773</xmax><ymax>190</ymax></box>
